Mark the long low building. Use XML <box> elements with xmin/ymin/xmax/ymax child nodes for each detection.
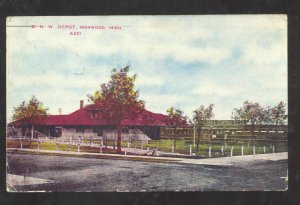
<box><xmin>160</xmin><ymin>120</ymin><xmax>288</xmax><ymax>141</ymax></box>
<box><xmin>7</xmin><ymin>100</ymin><xmax>166</xmax><ymax>141</ymax></box>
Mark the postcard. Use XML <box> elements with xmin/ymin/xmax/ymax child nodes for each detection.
<box><xmin>6</xmin><ymin>15</ymin><xmax>288</xmax><ymax>192</ymax></box>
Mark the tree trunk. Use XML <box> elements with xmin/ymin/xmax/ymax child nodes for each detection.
<box><xmin>31</xmin><ymin>124</ymin><xmax>34</xmax><ymax>139</ymax></box>
<box><xmin>196</xmin><ymin>127</ymin><xmax>201</xmax><ymax>153</ymax></box>
<box><xmin>193</xmin><ymin>125</ymin><xmax>196</xmax><ymax>147</ymax></box>
<box><xmin>173</xmin><ymin>126</ymin><xmax>176</xmax><ymax>151</ymax></box>
<box><xmin>251</xmin><ymin>124</ymin><xmax>255</xmax><ymax>146</ymax></box>
<box><xmin>275</xmin><ymin>121</ymin><xmax>278</xmax><ymax>145</ymax></box>
<box><xmin>117</xmin><ymin>125</ymin><xmax>122</xmax><ymax>153</ymax></box>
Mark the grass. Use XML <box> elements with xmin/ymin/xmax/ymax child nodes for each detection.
<box><xmin>128</xmin><ymin>139</ymin><xmax>287</xmax><ymax>157</ymax></box>
<box><xmin>6</xmin><ymin>138</ymin><xmax>287</xmax><ymax>158</ymax></box>
<box><xmin>6</xmin><ymin>139</ymin><xmax>122</xmax><ymax>154</ymax></box>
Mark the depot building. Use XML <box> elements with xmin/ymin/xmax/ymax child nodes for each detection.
<box><xmin>7</xmin><ymin>100</ymin><xmax>166</xmax><ymax>141</ymax></box>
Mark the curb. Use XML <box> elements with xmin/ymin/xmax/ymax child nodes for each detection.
<box><xmin>6</xmin><ymin>148</ymin><xmax>182</xmax><ymax>164</ymax></box>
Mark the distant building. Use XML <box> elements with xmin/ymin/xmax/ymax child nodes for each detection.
<box><xmin>7</xmin><ymin>100</ymin><xmax>166</xmax><ymax>141</ymax></box>
<box><xmin>160</xmin><ymin>120</ymin><xmax>288</xmax><ymax>141</ymax></box>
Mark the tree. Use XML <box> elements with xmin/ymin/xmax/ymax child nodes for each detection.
<box><xmin>232</xmin><ymin>100</ymin><xmax>266</xmax><ymax>138</ymax></box>
<box><xmin>165</xmin><ymin>107</ymin><xmax>188</xmax><ymax>150</ymax></box>
<box><xmin>266</xmin><ymin>101</ymin><xmax>287</xmax><ymax>140</ymax></box>
<box><xmin>88</xmin><ymin>66</ymin><xmax>144</xmax><ymax>153</ymax></box>
<box><xmin>12</xmin><ymin>96</ymin><xmax>48</xmax><ymax>139</ymax></box>
<box><xmin>192</xmin><ymin>104</ymin><xmax>214</xmax><ymax>152</ymax></box>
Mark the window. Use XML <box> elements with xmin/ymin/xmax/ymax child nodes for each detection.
<box><xmin>122</xmin><ymin>128</ymin><xmax>129</xmax><ymax>134</ymax></box>
<box><xmin>93</xmin><ymin>128</ymin><xmax>103</xmax><ymax>136</ymax></box>
<box><xmin>76</xmin><ymin>128</ymin><xmax>85</xmax><ymax>133</ymax></box>
<box><xmin>90</xmin><ymin>111</ymin><xmax>100</xmax><ymax>118</ymax></box>
<box><xmin>22</xmin><ymin>128</ymin><xmax>26</xmax><ymax>136</ymax></box>
<box><xmin>55</xmin><ymin>127</ymin><xmax>62</xmax><ymax>137</ymax></box>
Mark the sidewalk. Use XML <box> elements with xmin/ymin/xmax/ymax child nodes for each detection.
<box><xmin>179</xmin><ymin>152</ymin><xmax>287</xmax><ymax>166</ymax></box>
<box><xmin>7</xmin><ymin>148</ymin><xmax>287</xmax><ymax>166</ymax></box>
<box><xmin>7</xmin><ymin>174</ymin><xmax>54</xmax><ymax>187</ymax></box>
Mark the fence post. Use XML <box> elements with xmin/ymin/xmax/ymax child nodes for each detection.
<box><xmin>156</xmin><ymin>146</ymin><xmax>159</xmax><ymax>156</ymax></box>
<box><xmin>189</xmin><ymin>145</ymin><xmax>192</xmax><ymax>156</ymax></box>
<box><xmin>113</xmin><ymin>140</ymin><xmax>115</xmax><ymax>150</ymax></box>
<box><xmin>127</xmin><ymin>141</ymin><xmax>130</xmax><ymax>148</ymax></box>
<box><xmin>241</xmin><ymin>145</ymin><xmax>244</xmax><ymax>156</ymax></box>
<box><xmin>273</xmin><ymin>144</ymin><xmax>275</xmax><ymax>153</ymax></box>
<box><xmin>230</xmin><ymin>146</ymin><xmax>233</xmax><ymax>157</ymax></box>
<box><xmin>37</xmin><ymin>142</ymin><xmax>40</xmax><ymax>150</ymax></box>
<box><xmin>171</xmin><ymin>145</ymin><xmax>174</xmax><ymax>153</ymax></box>
<box><xmin>77</xmin><ymin>143</ymin><xmax>80</xmax><ymax>153</ymax></box>
<box><xmin>264</xmin><ymin>145</ymin><xmax>266</xmax><ymax>154</ymax></box>
<box><xmin>100</xmin><ymin>144</ymin><xmax>102</xmax><ymax>154</ymax></box>
<box><xmin>208</xmin><ymin>146</ymin><xmax>211</xmax><ymax>157</ymax></box>
<box><xmin>221</xmin><ymin>146</ymin><xmax>224</xmax><ymax>156</ymax></box>
<box><xmin>173</xmin><ymin>139</ymin><xmax>176</xmax><ymax>151</ymax></box>
<box><xmin>253</xmin><ymin>146</ymin><xmax>255</xmax><ymax>155</ymax></box>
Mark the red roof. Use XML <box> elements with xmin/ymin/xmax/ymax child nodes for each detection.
<box><xmin>13</xmin><ymin>105</ymin><xmax>166</xmax><ymax>127</ymax></box>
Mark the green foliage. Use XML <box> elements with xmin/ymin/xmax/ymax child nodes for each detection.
<box><xmin>87</xmin><ymin>66</ymin><xmax>144</xmax><ymax>125</ymax></box>
<box><xmin>266</xmin><ymin>101</ymin><xmax>287</xmax><ymax>125</ymax></box>
<box><xmin>232</xmin><ymin>101</ymin><xmax>265</xmax><ymax>125</ymax></box>
<box><xmin>192</xmin><ymin>104</ymin><xmax>214</xmax><ymax>126</ymax></box>
<box><xmin>192</xmin><ymin>104</ymin><xmax>214</xmax><ymax>152</ymax></box>
<box><xmin>165</xmin><ymin>107</ymin><xmax>188</xmax><ymax>128</ymax></box>
<box><xmin>87</xmin><ymin>66</ymin><xmax>145</xmax><ymax>153</ymax></box>
<box><xmin>232</xmin><ymin>101</ymin><xmax>287</xmax><ymax>130</ymax></box>
<box><xmin>12</xmin><ymin>96</ymin><xmax>48</xmax><ymax>124</ymax></box>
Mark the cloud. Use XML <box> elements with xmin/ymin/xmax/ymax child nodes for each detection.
<box><xmin>135</xmin><ymin>73</ymin><xmax>166</xmax><ymax>87</ymax></box>
<box><xmin>6</xmin><ymin>15</ymin><xmax>287</xmax><ymax>120</ymax></box>
<box><xmin>191</xmin><ymin>79</ymin><xmax>242</xmax><ymax>97</ymax></box>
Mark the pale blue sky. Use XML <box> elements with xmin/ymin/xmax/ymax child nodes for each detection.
<box><xmin>6</xmin><ymin>15</ymin><xmax>287</xmax><ymax>121</ymax></box>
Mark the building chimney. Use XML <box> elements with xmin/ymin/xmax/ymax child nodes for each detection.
<box><xmin>80</xmin><ymin>100</ymin><xmax>84</xmax><ymax>109</ymax></box>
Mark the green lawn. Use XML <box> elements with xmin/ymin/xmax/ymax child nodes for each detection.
<box><xmin>6</xmin><ymin>138</ymin><xmax>287</xmax><ymax>158</ymax></box>
<box><xmin>128</xmin><ymin>139</ymin><xmax>287</xmax><ymax>157</ymax></box>
<box><xmin>6</xmin><ymin>139</ymin><xmax>121</xmax><ymax>154</ymax></box>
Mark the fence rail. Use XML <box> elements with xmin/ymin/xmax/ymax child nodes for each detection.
<box><xmin>6</xmin><ymin>137</ymin><xmax>287</xmax><ymax>158</ymax></box>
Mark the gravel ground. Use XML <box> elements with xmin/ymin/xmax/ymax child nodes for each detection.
<box><xmin>7</xmin><ymin>153</ymin><xmax>288</xmax><ymax>192</ymax></box>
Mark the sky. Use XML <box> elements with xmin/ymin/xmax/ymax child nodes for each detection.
<box><xmin>6</xmin><ymin>15</ymin><xmax>287</xmax><ymax>121</ymax></box>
